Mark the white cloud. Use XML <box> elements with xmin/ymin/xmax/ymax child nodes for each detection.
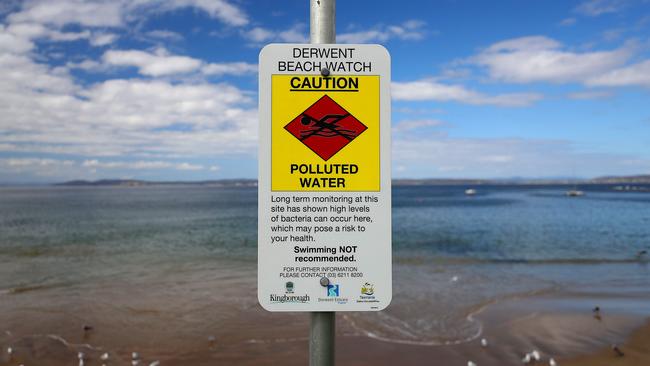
<box><xmin>575</xmin><ymin>0</ymin><xmax>626</xmax><ymax>16</ymax></box>
<box><xmin>472</xmin><ymin>36</ymin><xmax>631</xmax><ymax>84</ymax></box>
<box><xmin>0</xmin><ymin>24</ymin><xmax>35</xmax><ymax>53</ymax></box>
<box><xmin>567</xmin><ymin>90</ymin><xmax>615</xmax><ymax>99</ymax></box>
<box><xmin>393</xmin><ymin>119</ymin><xmax>444</xmax><ymax>132</ymax></box>
<box><xmin>82</xmin><ymin>159</ymin><xmax>205</xmax><ymax>170</ymax></box>
<box><xmin>146</xmin><ymin>29</ymin><xmax>183</xmax><ymax>41</ymax></box>
<box><xmin>5</xmin><ymin>21</ymin><xmax>118</xmax><ymax>47</ymax></box>
<box><xmin>0</xmin><ymin>158</ymin><xmax>80</xmax><ymax>180</ymax></box>
<box><xmin>245</xmin><ymin>27</ymin><xmax>275</xmax><ymax>42</ymax></box>
<box><xmin>559</xmin><ymin>17</ymin><xmax>577</xmax><ymax>26</ymax></box>
<box><xmin>90</xmin><ymin>32</ymin><xmax>118</xmax><ymax>46</ymax></box>
<box><xmin>243</xmin><ymin>24</ymin><xmax>308</xmax><ymax>44</ymax></box>
<box><xmin>586</xmin><ymin>59</ymin><xmax>650</xmax><ymax>87</ymax></box>
<box><xmin>338</xmin><ymin>20</ymin><xmax>428</xmax><ymax>43</ymax></box>
<box><xmin>0</xmin><ymin>158</ymin><xmax>74</xmax><ymax>167</ymax></box>
<box><xmin>9</xmin><ymin>0</ymin><xmax>122</xmax><ymax>27</ymax></box>
<box><xmin>202</xmin><ymin>62</ymin><xmax>257</xmax><ymax>76</ymax></box>
<box><xmin>0</xmin><ymin>40</ymin><xmax>258</xmax><ymax>162</ymax></box>
<box><xmin>103</xmin><ymin>48</ymin><xmax>202</xmax><ymax>76</ymax></box>
<box><xmin>158</xmin><ymin>0</ymin><xmax>248</xmax><ymax>26</ymax></box>
<box><xmin>102</xmin><ymin>48</ymin><xmax>257</xmax><ymax>77</ymax></box>
<box><xmin>393</xmin><ymin>134</ymin><xmax>650</xmax><ymax>178</ymax></box>
<box><xmin>7</xmin><ymin>0</ymin><xmax>248</xmax><ymax>32</ymax></box>
<box><xmin>392</xmin><ymin>79</ymin><xmax>543</xmax><ymax>107</ymax></box>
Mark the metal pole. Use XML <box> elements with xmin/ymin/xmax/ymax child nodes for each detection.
<box><xmin>310</xmin><ymin>311</ymin><xmax>335</xmax><ymax>366</ymax></box>
<box><xmin>310</xmin><ymin>0</ymin><xmax>335</xmax><ymax>44</ymax></box>
<box><xmin>310</xmin><ymin>1</ymin><xmax>335</xmax><ymax>366</ymax></box>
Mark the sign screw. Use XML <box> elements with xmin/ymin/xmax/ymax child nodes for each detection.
<box><xmin>319</xmin><ymin>277</ymin><xmax>330</xmax><ymax>287</ymax></box>
<box><xmin>320</xmin><ymin>67</ymin><xmax>330</xmax><ymax>77</ymax></box>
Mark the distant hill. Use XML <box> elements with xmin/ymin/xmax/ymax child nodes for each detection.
<box><xmin>53</xmin><ymin>175</ymin><xmax>650</xmax><ymax>187</ymax></box>
<box><xmin>393</xmin><ymin>178</ymin><xmax>490</xmax><ymax>186</ymax></box>
<box><xmin>591</xmin><ymin>175</ymin><xmax>650</xmax><ymax>184</ymax></box>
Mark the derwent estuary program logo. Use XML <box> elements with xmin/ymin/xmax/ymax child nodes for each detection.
<box><xmin>327</xmin><ymin>284</ymin><xmax>340</xmax><ymax>297</ymax></box>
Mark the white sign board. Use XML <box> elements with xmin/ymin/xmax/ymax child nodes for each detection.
<box><xmin>258</xmin><ymin>44</ymin><xmax>391</xmax><ymax>311</ymax></box>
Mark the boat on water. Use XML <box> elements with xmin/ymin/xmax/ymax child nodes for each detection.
<box><xmin>566</xmin><ymin>190</ymin><xmax>584</xmax><ymax>197</ymax></box>
<box><xmin>465</xmin><ymin>188</ymin><xmax>477</xmax><ymax>196</ymax></box>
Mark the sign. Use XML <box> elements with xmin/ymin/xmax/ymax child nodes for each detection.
<box><xmin>258</xmin><ymin>44</ymin><xmax>391</xmax><ymax>311</ymax></box>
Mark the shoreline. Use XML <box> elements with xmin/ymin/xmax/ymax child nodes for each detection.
<box><xmin>2</xmin><ymin>287</ymin><xmax>649</xmax><ymax>366</ymax></box>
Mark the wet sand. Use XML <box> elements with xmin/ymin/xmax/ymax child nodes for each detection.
<box><xmin>563</xmin><ymin>320</ymin><xmax>650</xmax><ymax>366</ymax></box>
<box><xmin>2</xmin><ymin>288</ymin><xmax>649</xmax><ymax>366</ymax></box>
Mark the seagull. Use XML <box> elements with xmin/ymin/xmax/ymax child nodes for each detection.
<box><xmin>468</xmin><ymin>361</ymin><xmax>477</xmax><ymax>366</ymax></box>
<box><xmin>78</xmin><ymin>352</ymin><xmax>85</xmax><ymax>360</ymax></box>
<box><xmin>593</xmin><ymin>306</ymin><xmax>602</xmax><ymax>320</ymax></box>
<box><xmin>132</xmin><ymin>352</ymin><xmax>140</xmax><ymax>360</ymax></box>
<box><xmin>149</xmin><ymin>361</ymin><xmax>160</xmax><ymax>366</ymax></box>
<box><xmin>522</xmin><ymin>353</ymin><xmax>531</xmax><ymax>364</ymax></box>
<box><xmin>480</xmin><ymin>338</ymin><xmax>488</xmax><ymax>347</ymax></box>
<box><xmin>100</xmin><ymin>352</ymin><xmax>109</xmax><ymax>361</ymax></box>
<box><xmin>549</xmin><ymin>358</ymin><xmax>558</xmax><ymax>366</ymax></box>
<box><xmin>612</xmin><ymin>345</ymin><xmax>625</xmax><ymax>357</ymax></box>
<box><xmin>6</xmin><ymin>347</ymin><xmax>12</xmax><ymax>357</ymax></box>
<box><xmin>531</xmin><ymin>350</ymin><xmax>541</xmax><ymax>361</ymax></box>
<box><xmin>451</xmin><ymin>276</ymin><xmax>459</xmax><ymax>282</ymax></box>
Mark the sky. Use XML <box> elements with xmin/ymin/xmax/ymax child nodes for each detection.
<box><xmin>0</xmin><ymin>0</ymin><xmax>649</xmax><ymax>183</ymax></box>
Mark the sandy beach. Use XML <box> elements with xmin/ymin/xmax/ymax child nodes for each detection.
<box><xmin>2</xmin><ymin>284</ymin><xmax>649</xmax><ymax>366</ymax></box>
<box><xmin>563</xmin><ymin>320</ymin><xmax>650</xmax><ymax>366</ymax></box>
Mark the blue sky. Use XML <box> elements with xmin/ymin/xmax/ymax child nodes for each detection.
<box><xmin>0</xmin><ymin>0</ymin><xmax>649</xmax><ymax>182</ymax></box>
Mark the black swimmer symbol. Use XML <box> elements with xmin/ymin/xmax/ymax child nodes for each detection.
<box><xmin>299</xmin><ymin>113</ymin><xmax>357</xmax><ymax>141</ymax></box>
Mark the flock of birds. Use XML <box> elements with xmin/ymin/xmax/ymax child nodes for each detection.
<box><xmin>76</xmin><ymin>350</ymin><xmax>161</xmax><ymax>366</ymax></box>
<box><xmin>466</xmin><ymin>338</ymin><xmax>558</xmax><ymax>366</ymax></box>
<box><xmin>3</xmin><ymin>328</ymin><xmax>223</xmax><ymax>366</ymax></box>
<box><xmin>4</xmin><ymin>346</ymin><xmax>161</xmax><ymax>366</ymax></box>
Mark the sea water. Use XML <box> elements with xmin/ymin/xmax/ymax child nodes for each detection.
<box><xmin>0</xmin><ymin>185</ymin><xmax>649</xmax><ymax>354</ymax></box>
